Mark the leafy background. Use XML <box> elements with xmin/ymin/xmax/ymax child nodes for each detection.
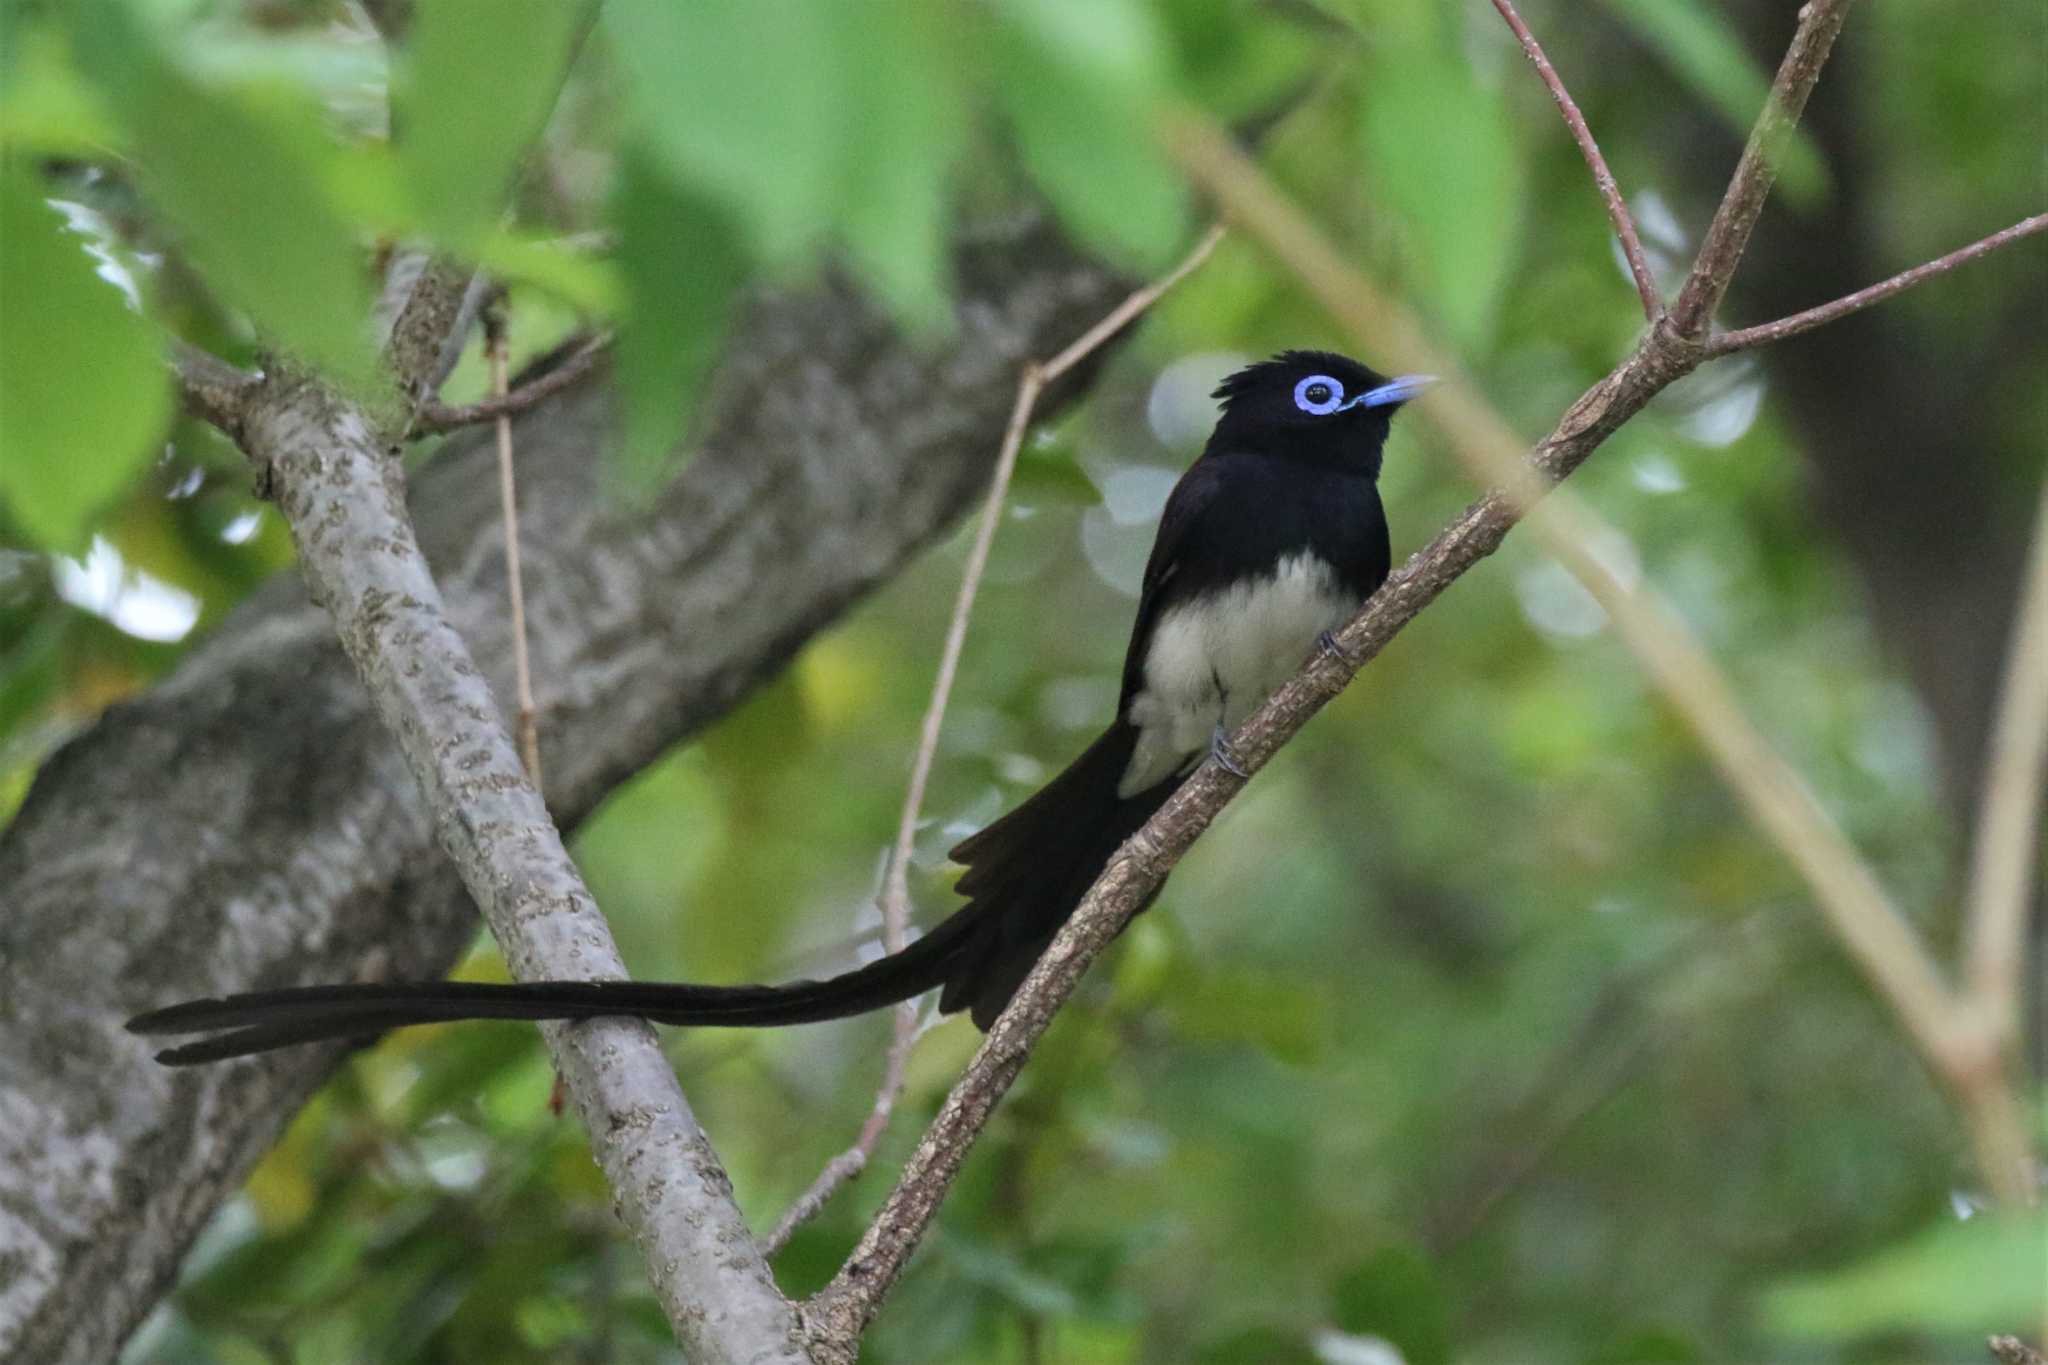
<box><xmin>1</xmin><ymin>0</ymin><xmax>2042</xmax><ymax>1361</ymax></box>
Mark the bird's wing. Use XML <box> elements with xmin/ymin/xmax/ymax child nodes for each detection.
<box><xmin>1117</xmin><ymin>455</ymin><xmax>1234</xmax><ymax>712</ymax></box>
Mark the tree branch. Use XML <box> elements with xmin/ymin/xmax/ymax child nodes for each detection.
<box><xmin>234</xmin><ymin>365</ymin><xmax>809</xmax><ymax>1362</ymax></box>
<box><xmin>169</xmin><ymin>336</ymin><xmax>259</xmax><ymax>441</ymax></box>
<box><xmin>415</xmin><ymin>329</ymin><xmax>614</xmax><ymax>434</ymax></box>
<box><xmin>1706</xmin><ymin>213</ymin><xmax>2048</xmax><ymax>355</ymax></box>
<box><xmin>1668</xmin><ymin>0</ymin><xmax>1856</xmax><ymax>337</ymax></box>
<box><xmin>1489</xmin><ymin>0</ymin><xmax>1661</xmax><ymax>320</ymax></box>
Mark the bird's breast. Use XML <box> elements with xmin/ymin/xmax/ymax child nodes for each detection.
<box><xmin>1119</xmin><ymin>552</ymin><xmax>1361</xmax><ymax>796</ymax></box>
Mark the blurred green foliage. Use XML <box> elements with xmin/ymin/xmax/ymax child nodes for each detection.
<box><xmin>2</xmin><ymin>0</ymin><xmax>2041</xmax><ymax>1361</ymax></box>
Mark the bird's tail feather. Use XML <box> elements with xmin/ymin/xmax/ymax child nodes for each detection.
<box><xmin>129</xmin><ymin>720</ymin><xmax>1177</xmax><ymax>1064</ymax></box>
<box><xmin>129</xmin><ymin>910</ymin><xmax>984</xmax><ymax>1065</ymax></box>
<box><xmin>940</xmin><ymin>717</ymin><xmax>1178</xmax><ymax>1027</ymax></box>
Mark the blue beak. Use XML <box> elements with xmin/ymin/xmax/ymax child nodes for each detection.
<box><xmin>1344</xmin><ymin>374</ymin><xmax>1436</xmax><ymax>410</ymax></box>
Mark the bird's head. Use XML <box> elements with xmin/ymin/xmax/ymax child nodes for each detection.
<box><xmin>1208</xmin><ymin>350</ymin><xmax>1432</xmax><ymax>476</ymax></box>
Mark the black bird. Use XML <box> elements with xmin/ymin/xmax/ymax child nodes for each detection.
<box><xmin>129</xmin><ymin>351</ymin><xmax>1430</xmax><ymax>1064</ymax></box>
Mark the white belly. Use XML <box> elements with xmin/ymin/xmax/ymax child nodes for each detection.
<box><xmin>1119</xmin><ymin>552</ymin><xmax>1359</xmax><ymax>796</ymax></box>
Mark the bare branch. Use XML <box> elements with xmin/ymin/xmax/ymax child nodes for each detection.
<box><xmin>1707</xmin><ymin>213</ymin><xmax>2048</xmax><ymax>355</ymax></box>
<box><xmin>235</xmin><ymin>369</ymin><xmax>808</xmax><ymax>1362</ymax></box>
<box><xmin>1488</xmin><ymin>0</ymin><xmax>1661</xmax><ymax>320</ymax></box>
<box><xmin>487</xmin><ymin>312</ymin><xmax>544</xmax><ymax>787</ymax></box>
<box><xmin>765</xmin><ymin>225</ymin><xmax>1225</xmax><ymax>1257</ymax></box>
<box><xmin>170</xmin><ymin>337</ymin><xmax>259</xmax><ymax>441</ymax></box>
<box><xmin>1669</xmin><ymin>0</ymin><xmax>1856</xmax><ymax>338</ymax></box>
<box><xmin>416</xmin><ymin>330</ymin><xmax>614</xmax><ymax>434</ymax></box>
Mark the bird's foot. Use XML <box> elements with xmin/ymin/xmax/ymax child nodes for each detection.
<box><xmin>1317</xmin><ymin>630</ymin><xmax>1356</xmax><ymax>667</ymax></box>
<box><xmin>1209</xmin><ymin>725</ymin><xmax>1249</xmax><ymax>779</ymax></box>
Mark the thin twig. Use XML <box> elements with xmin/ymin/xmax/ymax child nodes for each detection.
<box><xmin>762</xmin><ymin>225</ymin><xmax>1225</xmax><ymax>1258</ymax></box>
<box><xmin>1668</xmin><ymin>0</ymin><xmax>1856</xmax><ymax>337</ymax></box>
<box><xmin>1488</xmin><ymin>0</ymin><xmax>1661</xmax><ymax>320</ymax></box>
<box><xmin>416</xmin><ymin>330</ymin><xmax>614</xmax><ymax>433</ymax></box>
<box><xmin>488</xmin><ymin>313</ymin><xmax>544</xmax><ymax>787</ymax></box>
<box><xmin>1041</xmin><ymin>223</ymin><xmax>1227</xmax><ymax>381</ymax></box>
<box><xmin>1707</xmin><ymin>214</ymin><xmax>2048</xmax><ymax>354</ymax></box>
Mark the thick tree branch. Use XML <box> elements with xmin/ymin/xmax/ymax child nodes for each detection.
<box><xmin>1706</xmin><ymin>213</ymin><xmax>2048</xmax><ymax>355</ymax></box>
<box><xmin>0</xmin><ymin>214</ymin><xmax>1132</xmax><ymax>1365</ymax></box>
<box><xmin>1489</xmin><ymin>0</ymin><xmax>1661</xmax><ymax>320</ymax></box>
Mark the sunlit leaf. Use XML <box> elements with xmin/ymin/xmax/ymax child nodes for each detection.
<box><xmin>394</xmin><ymin>0</ymin><xmax>582</xmax><ymax>250</ymax></box>
<box><xmin>0</xmin><ymin>24</ymin><xmax>123</xmax><ymax>156</ymax></box>
<box><xmin>0</xmin><ymin>167</ymin><xmax>169</xmax><ymax>550</ymax></box>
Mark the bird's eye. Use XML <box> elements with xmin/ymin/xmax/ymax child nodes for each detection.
<box><xmin>1293</xmin><ymin>375</ymin><xmax>1346</xmax><ymax>415</ymax></box>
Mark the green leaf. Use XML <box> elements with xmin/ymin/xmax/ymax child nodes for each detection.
<box><xmin>474</xmin><ymin>230</ymin><xmax>623</xmax><ymax>317</ymax></box>
<box><xmin>0</xmin><ymin>23</ymin><xmax>123</xmax><ymax>157</ymax></box>
<box><xmin>603</xmin><ymin>0</ymin><xmax>843</xmax><ymax>265</ymax></box>
<box><xmin>611</xmin><ymin>144</ymin><xmax>747</xmax><ymax>493</ymax></box>
<box><xmin>1603</xmin><ymin>0</ymin><xmax>1825</xmax><ymax>205</ymax></box>
<box><xmin>1762</xmin><ymin>1211</ymin><xmax>2048</xmax><ymax>1341</ymax></box>
<box><xmin>835</xmin><ymin>0</ymin><xmax>967</xmax><ymax>333</ymax></box>
<box><xmin>394</xmin><ymin>0</ymin><xmax>582</xmax><ymax>250</ymax></box>
<box><xmin>992</xmin><ymin>0</ymin><xmax>1188</xmax><ymax>270</ymax></box>
<box><xmin>1331</xmin><ymin>1245</ymin><xmax>1454</xmax><ymax>1365</ymax></box>
<box><xmin>0</xmin><ymin>166</ymin><xmax>170</xmax><ymax>550</ymax></box>
<box><xmin>73</xmin><ymin>0</ymin><xmax>377</xmax><ymax>390</ymax></box>
<box><xmin>1359</xmin><ymin>43</ymin><xmax>1522</xmax><ymax>349</ymax></box>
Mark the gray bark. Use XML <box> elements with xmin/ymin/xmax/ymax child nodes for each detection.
<box><xmin>0</xmin><ymin>213</ymin><xmax>1126</xmax><ymax>1365</ymax></box>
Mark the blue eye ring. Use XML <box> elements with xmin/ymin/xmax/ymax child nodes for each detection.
<box><xmin>1294</xmin><ymin>374</ymin><xmax>1346</xmax><ymax>415</ymax></box>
